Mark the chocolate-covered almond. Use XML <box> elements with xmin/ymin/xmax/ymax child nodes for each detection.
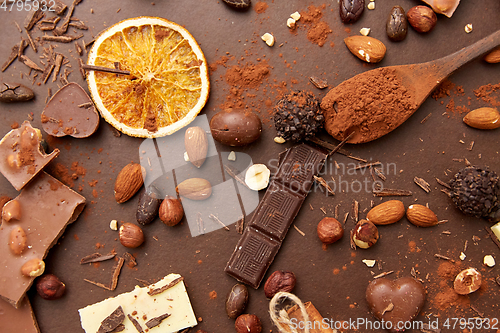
<box><xmin>210</xmin><ymin>109</ymin><xmax>262</xmax><ymax>146</ymax></box>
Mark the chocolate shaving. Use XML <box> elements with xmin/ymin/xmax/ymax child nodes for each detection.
<box><xmin>134</xmin><ymin>278</ymin><xmax>151</xmax><ymax>287</ymax></box>
<box><xmin>305</xmin><ymin>136</ymin><xmax>357</xmax><ymax>160</ymax></box>
<box><xmin>14</xmin><ymin>21</ymin><xmax>22</xmax><ymax>33</ymax></box>
<box><xmin>109</xmin><ymin>324</ymin><xmax>125</xmax><ymax>333</ymax></box>
<box><xmin>19</xmin><ymin>55</ymin><xmax>43</xmax><ymax>71</ymax></box>
<box><xmin>74</xmin><ymin>41</ymin><xmax>83</xmax><ymax>56</ymax></box>
<box><xmin>373</xmin><ymin>167</ymin><xmax>386</xmax><ymax>181</ymax></box>
<box><xmin>209</xmin><ymin>213</ymin><xmax>230</xmax><ymax>231</ymax></box>
<box><xmin>98</xmin><ymin>306</ymin><xmax>125</xmax><ymax>333</ymax></box>
<box><xmin>60</xmin><ymin>69</ymin><xmax>71</xmax><ymax>85</ymax></box>
<box><xmin>42</xmin><ymin>64</ymin><xmax>55</xmax><ymax>84</ymax></box>
<box><xmin>373</xmin><ymin>271</ymin><xmax>394</xmax><ymax>279</ymax></box>
<box><xmin>83</xmin><ymin>279</ymin><xmax>112</xmax><ymax>290</ymax></box>
<box><xmin>123</xmin><ymin>252</ymin><xmax>137</xmax><ymax>268</ymax></box>
<box><xmin>53</xmin><ymin>0</ymin><xmax>82</xmax><ymax>36</ymax></box>
<box><xmin>421</xmin><ymin>323</ymin><xmax>441</xmax><ymax>333</ymax></box>
<box><xmin>414</xmin><ymin>176</ymin><xmax>431</xmax><ymax>193</ymax></box>
<box><xmin>52</xmin><ymin>54</ymin><xmax>64</xmax><ymax>82</ymax></box>
<box><xmin>18</xmin><ymin>39</ymin><xmax>29</xmax><ymax>57</ymax></box>
<box><xmin>224</xmin><ymin>164</ymin><xmax>250</xmax><ymax>189</ymax></box>
<box><xmin>236</xmin><ymin>215</ymin><xmax>244</xmax><ymax>234</ymax></box>
<box><xmin>42</xmin><ymin>34</ymin><xmax>84</xmax><ymax>43</ymax></box>
<box><xmin>78</xmin><ymin>102</ymin><xmax>94</xmax><ymax>108</ymax></box>
<box><xmin>52</xmin><ymin>0</ymin><xmax>68</xmax><ymax>15</ymax></box>
<box><xmin>435</xmin><ymin>178</ymin><xmax>451</xmax><ymax>189</ymax></box>
<box><xmin>309</xmin><ymin>76</ymin><xmax>328</xmax><ymax>89</ymax></box>
<box><xmin>39</xmin><ymin>18</ymin><xmax>60</xmax><ymax>31</ymax></box>
<box><xmin>434</xmin><ymin>254</ymin><xmax>455</xmax><ymax>263</ymax></box>
<box><xmin>313</xmin><ymin>175</ymin><xmax>335</xmax><ymax>195</ymax></box>
<box><xmin>349</xmin><ymin>230</ymin><xmax>356</xmax><ymax>250</ymax></box>
<box><xmin>352</xmin><ymin>200</ymin><xmax>359</xmax><ymax>222</ymax></box>
<box><xmin>25</xmin><ymin>30</ymin><xmax>37</xmax><ymax>53</ymax></box>
<box><xmin>470</xmin><ymin>305</ymin><xmax>484</xmax><ymax>317</ymax></box>
<box><xmin>2</xmin><ymin>43</ymin><xmax>21</xmax><ymax>72</ymax></box>
<box><xmin>420</xmin><ymin>113</ymin><xmax>432</xmax><ymax>124</ymax></box>
<box><xmin>69</xmin><ymin>18</ymin><xmax>89</xmax><ymax>30</ymax></box>
<box><xmin>78</xmin><ymin>58</ymin><xmax>86</xmax><ymax>79</ymax></box>
<box><xmin>484</xmin><ymin>226</ymin><xmax>500</xmax><ymax>251</ymax></box>
<box><xmin>293</xmin><ymin>225</ymin><xmax>305</xmax><ymax>236</ymax></box>
<box><xmin>145</xmin><ymin>313</ymin><xmax>171</xmax><ymax>329</ymax></box>
<box><xmin>82</xmin><ymin>64</ymin><xmax>131</xmax><ymax>76</ymax></box>
<box><xmin>127</xmin><ymin>314</ymin><xmax>144</xmax><ymax>333</ymax></box>
<box><xmin>80</xmin><ymin>252</ymin><xmax>117</xmax><ymax>265</ymax></box>
<box><xmin>354</xmin><ymin>161</ymin><xmax>381</xmax><ymax>170</ymax></box>
<box><xmin>147</xmin><ymin>276</ymin><xmax>184</xmax><ymax>296</ymax></box>
<box><xmin>373</xmin><ymin>188</ymin><xmax>412</xmax><ymax>197</ymax></box>
<box><xmin>25</xmin><ymin>8</ymin><xmax>45</xmax><ymax>31</ymax></box>
<box><xmin>495</xmin><ymin>275</ymin><xmax>500</xmax><ymax>287</ymax></box>
<box><xmin>110</xmin><ymin>257</ymin><xmax>125</xmax><ymax>290</ymax></box>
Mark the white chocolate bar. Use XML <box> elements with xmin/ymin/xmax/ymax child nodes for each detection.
<box><xmin>78</xmin><ymin>274</ymin><xmax>197</xmax><ymax>333</ymax></box>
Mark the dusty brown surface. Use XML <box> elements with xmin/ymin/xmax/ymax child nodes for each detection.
<box><xmin>1</xmin><ymin>1</ymin><xmax>500</xmax><ymax>332</ymax></box>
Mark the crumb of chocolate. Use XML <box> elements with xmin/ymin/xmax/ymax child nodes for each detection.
<box><xmin>147</xmin><ymin>276</ymin><xmax>184</xmax><ymax>296</ymax></box>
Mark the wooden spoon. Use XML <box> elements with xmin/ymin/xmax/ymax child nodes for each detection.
<box><xmin>321</xmin><ymin>30</ymin><xmax>500</xmax><ymax>144</ymax></box>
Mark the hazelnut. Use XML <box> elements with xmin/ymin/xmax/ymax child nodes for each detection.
<box><xmin>2</xmin><ymin>199</ymin><xmax>21</xmax><ymax>222</ymax></box>
<box><xmin>159</xmin><ymin>195</ymin><xmax>184</xmax><ymax>226</ymax></box>
<box><xmin>407</xmin><ymin>6</ymin><xmax>437</xmax><ymax>33</ymax></box>
<box><xmin>235</xmin><ymin>314</ymin><xmax>262</xmax><ymax>333</ymax></box>
<box><xmin>21</xmin><ymin>258</ymin><xmax>45</xmax><ymax>277</ymax></box>
<box><xmin>119</xmin><ymin>223</ymin><xmax>144</xmax><ymax>248</ymax></box>
<box><xmin>352</xmin><ymin>219</ymin><xmax>379</xmax><ymax>249</ymax></box>
<box><xmin>454</xmin><ymin>268</ymin><xmax>482</xmax><ymax>295</ymax></box>
<box><xmin>317</xmin><ymin>217</ymin><xmax>344</xmax><ymax>244</ymax></box>
<box><xmin>36</xmin><ymin>274</ymin><xmax>66</xmax><ymax>300</ymax></box>
<box><xmin>264</xmin><ymin>270</ymin><xmax>296</xmax><ymax>299</ymax></box>
<box><xmin>9</xmin><ymin>226</ymin><xmax>27</xmax><ymax>255</ymax></box>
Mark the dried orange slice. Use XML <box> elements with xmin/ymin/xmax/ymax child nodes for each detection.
<box><xmin>87</xmin><ymin>17</ymin><xmax>209</xmax><ymax>138</ymax></box>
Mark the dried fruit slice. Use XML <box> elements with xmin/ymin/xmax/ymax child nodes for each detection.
<box><xmin>87</xmin><ymin>17</ymin><xmax>210</xmax><ymax>138</ymax></box>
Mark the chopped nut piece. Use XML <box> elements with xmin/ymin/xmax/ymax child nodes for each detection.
<box><xmin>367</xmin><ymin>1</ymin><xmax>375</xmax><ymax>10</ymax></box>
<box><xmin>459</xmin><ymin>252</ymin><xmax>466</xmax><ymax>261</ymax></box>
<box><xmin>183</xmin><ymin>151</ymin><xmax>189</xmax><ymax>162</ymax></box>
<box><xmin>228</xmin><ymin>151</ymin><xmax>236</xmax><ymax>161</ymax></box>
<box><xmin>274</xmin><ymin>136</ymin><xmax>286</xmax><ymax>144</ymax></box>
<box><xmin>110</xmin><ymin>220</ymin><xmax>118</xmax><ymax>230</ymax></box>
<box><xmin>287</xmin><ymin>18</ymin><xmax>296</xmax><ymax>29</ymax></box>
<box><xmin>261</xmin><ymin>33</ymin><xmax>275</xmax><ymax>47</ymax></box>
<box><xmin>360</xmin><ymin>28</ymin><xmax>371</xmax><ymax>36</ymax></box>
<box><xmin>484</xmin><ymin>255</ymin><xmax>495</xmax><ymax>267</ymax></box>
<box><xmin>465</xmin><ymin>24</ymin><xmax>473</xmax><ymax>33</ymax></box>
<box><xmin>290</xmin><ymin>11</ymin><xmax>301</xmax><ymax>21</ymax></box>
<box><xmin>362</xmin><ymin>259</ymin><xmax>376</xmax><ymax>267</ymax></box>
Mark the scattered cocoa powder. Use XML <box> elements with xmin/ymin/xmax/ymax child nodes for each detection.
<box><xmin>431</xmin><ymin>261</ymin><xmax>470</xmax><ymax>312</ymax></box>
<box><xmin>300</xmin><ymin>5</ymin><xmax>332</xmax><ymax>47</ymax></box>
<box><xmin>209</xmin><ymin>290</ymin><xmax>217</xmax><ymax>299</ymax></box>
<box><xmin>254</xmin><ymin>1</ymin><xmax>268</xmax><ymax>14</ymax></box>
<box><xmin>474</xmin><ymin>82</ymin><xmax>500</xmax><ymax>106</ymax></box>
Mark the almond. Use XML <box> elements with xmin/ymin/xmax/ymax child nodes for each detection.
<box><xmin>185</xmin><ymin>126</ymin><xmax>208</xmax><ymax>168</ymax></box>
<box><xmin>114</xmin><ymin>162</ymin><xmax>146</xmax><ymax>203</ymax></box>
<box><xmin>344</xmin><ymin>36</ymin><xmax>386</xmax><ymax>63</ymax></box>
<box><xmin>176</xmin><ymin>178</ymin><xmax>212</xmax><ymax>200</ymax></box>
<box><xmin>484</xmin><ymin>46</ymin><xmax>500</xmax><ymax>64</ymax></box>
<box><xmin>463</xmin><ymin>107</ymin><xmax>500</xmax><ymax>130</ymax></box>
<box><xmin>367</xmin><ymin>200</ymin><xmax>405</xmax><ymax>225</ymax></box>
<box><xmin>406</xmin><ymin>204</ymin><xmax>438</xmax><ymax>227</ymax></box>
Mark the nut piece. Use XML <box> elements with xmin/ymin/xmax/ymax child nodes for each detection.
<box><xmin>344</xmin><ymin>35</ymin><xmax>386</xmax><ymax>63</ymax></box>
<box><xmin>317</xmin><ymin>217</ymin><xmax>344</xmax><ymax>244</ymax></box>
<box><xmin>464</xmin><ymin>23</ymin><xmax>473</xmax><ymax>34</ymax></box>
<box><xmin>2</xmin><ymin>199</ymin><xmax>21</xmax><ymax>222</ymax></box>
<box><xmin>484</xmin><ymin>47</ymin><xmax>500</xmax><ymax>64</ymax></box>
<box><xmin>406</xmin><ymin>204</ymin><xmax>438</xmax><ymax>227</ymax></box>
<box><xmin>264</xmin><ymin>270</ymin><xmax>296</xmax><ymax>299</ymax></box>
<box><xmin>261</xmin><ymin>33</ymin><xmax>274</xmax><ymax>47</ymax></box>
<box><xmin>352</xmin><ymin>219</ymin><xmax>379</xmax><ymax>249</ymax></box>
<box><xmin>484</xmin><ymin>255</ymin><xmax>496</xmax><ymax>267</ymax></box>
<box><xmin>286</xmin><ymin>18</ymin><xmax>296</xmax><ymax>29</ymax></box>
<box><xmin>114</xmin><ymin>162</ymin><xmax>146</xmax><ymax>203</ymax></box>
<box><xmin>367</xmin><ymin>200</ymin><xmax>405</xmax><ymax>225</ymax></box>
<box><xmin>225</xmin><ymin>284</ymin><xmax>249</xmax><ymax>319</ymax></box>
<box><xmin>407</xmin><ymin>6</ymin><xmax>437</xmax><ymax>33</ymax></box>
<box><xmin>36</xmin><ymin>274</ymin><xmax>66</xmax><ymax>300</ymax></box>
<box><xmin>359</xmin><ymin>27</ymin><xmax>371</xmax><ymax>36</ymax></box>
<box><xmin>185</xmin><ymin>126</ymin><xmax>208</xmax><ymax>168</ymax></box>
<box><xmin>9</xmin><ymin>226</ymin><xmax>28</xmax><ymax>255</ymax></box>
<box><xmin>119</xmin><ymin>223</ymin><xmax>144</xmax><ymax>248</ymax></box>
<box><xmin>454</xmin><ymin>268</ymin><xmax>482</xmax><ymax>295</ymax></box>
<box><xmin>176</xmin><ymin>178</ymin><xmax>212</xmax><ymax>200</ymax></box>
<box><xmin>21</xmin><ymin>258</ymin><xmax>45</xmax><ymax>277</ymax></box>
<box><xmin>463</xmin><ymin>107</ymin><xmax>500</xmax><ymax>130</ymax></box>
<box><xmin>245</xmin><ymin>164</ymin><xmax>270</xmax><ymax>191</ymax></box>
<box><xmin>235</xmin><ymin>314</ymin><xmax>262</xmax><ymax>333</ymax></box>
<box><xmin>290</xmin><ymin>11</ymin><xmax>301</xmax><ymax>21</ymax></box>
<box><xmin>421</xmin><ymin>0</ymin><xmax>460</xmax><ymax>18</ymax></box>
<box><xmin>159</xmin><ymin>195</ymin><xmax>184</xmax><ymax>226</ymax></box>
<box><xmin>274</xmin><ymin>136</ymin><xmax>286</xmax><ymax>144</ymax></box>
<box><xmin>110</xmin><ymin>219</ymin><xmax>118</xmax><ymax>231</ymax></box>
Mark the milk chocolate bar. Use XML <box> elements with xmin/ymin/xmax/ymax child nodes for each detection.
<box><xmin>225</xmin><ymin>143</ymin><xmax>329</xmax><ymax>288</ymax></box>
<box><xmin>0</xmin><ymin>171</ymin><xmax>86</xmax><ymax>307</ymax></box>
<box><xmin>0</xmin><ymin>121</ymin><xmax>59</xmax><ymax>190</ymax></box>
<box><xmin>0</xmin><ymin>297</ymin><xmax>40</xmax><ymax>333</ymax></box>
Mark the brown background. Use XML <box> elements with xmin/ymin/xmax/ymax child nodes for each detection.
<box><xmin>1</xmin><ymin>0</ymin><xmax>500</xmax><ymax>332</ymax></box>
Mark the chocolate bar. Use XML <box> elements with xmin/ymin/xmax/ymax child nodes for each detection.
<box><xmin>225</xmin><ymin>143</ymin><xmax>329</xmax><ymax>288</ymax></box>
<box><xmin>0</xmin><ymin>297</ymin><xmax>40</xmax><ymax>333</ymax></box>
<box><xmin>0</xmin><ymin>171</ymin><xmax>86</xmax><ymax>307</ymax></box>
<box><xmin>0</xmin><ymin>121</ymin><xmax>59</xmax><ymax>191</ymax></box>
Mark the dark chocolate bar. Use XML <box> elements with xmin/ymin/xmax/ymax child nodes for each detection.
<box><xmin>225</xmin><ymin>143</ymin><xmax>329</xmax><ymax>288</ymax></box>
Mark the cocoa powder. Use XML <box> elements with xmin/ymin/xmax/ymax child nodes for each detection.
<box><xmin>300</xmin><ymin>5</ymin><xmax>332</xmax><ymax>47</ymax></box>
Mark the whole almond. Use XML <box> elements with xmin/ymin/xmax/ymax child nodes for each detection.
<box><xmin>367</xmin><ymin>200</ymin><xmax>405</xmax><ymax>225</ymax></box>
<box><xmin>484</xmin><ymin>47</ymin><xmax>500</xmax><ymax>64</ymax></box>
<box><xmin>114</xmin><ymin>162</ymin><xmax>146</xmax><ymax>203</ymax></box>
<box><xmin>185</xmin><ymin>126</ymin><xmax>208</xmax><ymax>168</ymax></box>
<box><xmin>176</xmin><ymin>178</ymin><xmax>212</xmax><ymax>200</ymax></box>
<box><xmin>463</xmin><ymin>107</ymin><xmax>500</xmax><ymax>130</ymax></box>
<box><xmin>344</xmin><ymin>36</ymin><xmax>386</xmax><ymax>63</ymax></box>
<box><xmin>406</xmin><ymin>204</ymin><xmax>438</xmax><ymax>227</ymax></box>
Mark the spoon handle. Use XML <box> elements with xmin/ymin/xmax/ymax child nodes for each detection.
<box><xmin>431</xmin><ymin>29</ymin><xmax>500</xmax><ymax>81</ymax></box>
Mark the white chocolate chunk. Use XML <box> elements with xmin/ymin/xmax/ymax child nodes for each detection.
<box><xmin>290</xmin><ymin>11</ymin><xmax>301</xmax><ymax>21</ymax></box>
<box><xmin>78</xmin><ymin>274</ymin><xmax>197</xmax><ymax>333</ymax></box>
<box><xmin>261</xmin><ymin>33</ymin><xmax>275</xmax><ymax>46</ymax></box>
